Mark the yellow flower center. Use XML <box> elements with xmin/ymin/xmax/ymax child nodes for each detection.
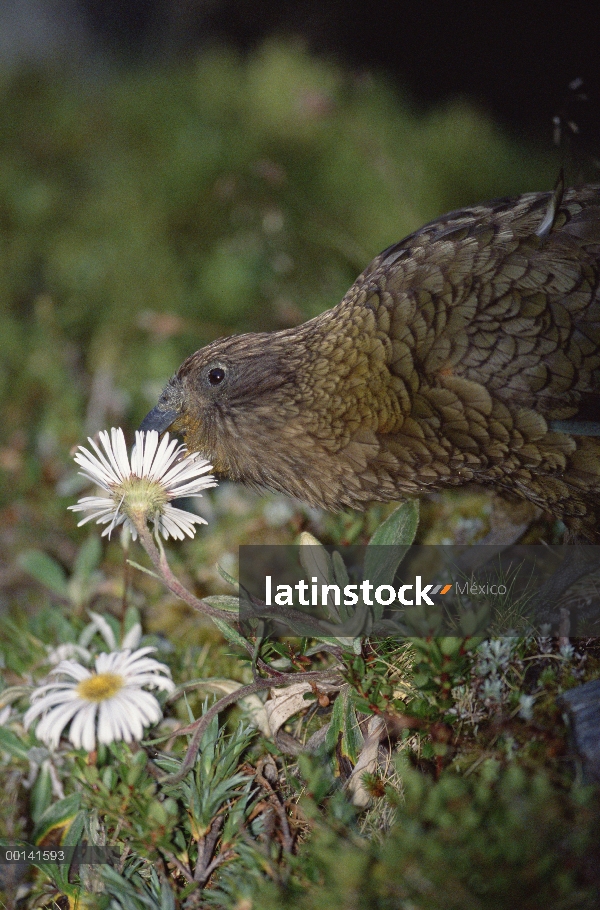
<box><xmin>116</xmin><ymin>476</ymin><xmax>169</xmax><ymax>524</ymax></box>
<box><xmin>76</xmin><ymin>672</ymin><xmax>124</xmax><ymax>702</ymax></box>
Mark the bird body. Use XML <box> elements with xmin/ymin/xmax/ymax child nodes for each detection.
<box><xmin>141</xmin><ymin>185</ymin><xmax>600</xmax><ymax>538</ymax></box>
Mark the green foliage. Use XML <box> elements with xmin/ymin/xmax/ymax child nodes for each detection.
<box><xmin>324</xmin><ymin>684</ymin><xmax>362</xmax><ymax>764</ymax></box>
<box><xmin>408</xmin><ymin>635</ymin><xmax>478</xmax><ymax>718</ymax></box>
<box><xmin>75</xmin><ymin>744</ymin><xmax>180</xmax><ymax>859</ymax></box>
<box><xmin>13</xmin><ymin>719</ymin><xmax>259</xmax><ymax>905</ymax></box>
<box><xmin>157</xmin><ymin>713</ymin><xmax>255</xmax><ymax>839</ymax></box>
<box><xmin>72</xmin><ymin>718</ymin><xmax>258</xmax><ymax>877</ymax></box>
<box><xmin>342</xmin><ymin>645</ymin><xmax>404</xmax><ymax>716</ymax></box>
<box><xmin>255</xmin><ymin>761</ymin><xmax>600</xmax><ymax>910</ymax></box>
<box><xmin>3</xmin><ymin>545</ymin><xmax>600</xmax><ymax>908</ymax></box>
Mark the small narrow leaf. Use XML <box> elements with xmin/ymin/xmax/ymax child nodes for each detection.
<box><xmin>0</xmin><ymin>726</ymin><xmax>29</xmax><ymax>761</ymax></box>
<box><xmin>127</xmin><ymin>559</ymin><xmax>161</xmax><ymax>580</ymax></box>
<box><xmin>30</xmin><ymin>762</ymin><xmax>53</xmax><ymax>823</ymax></box>
<box><xmin>217</xmin><ymin>563</ymin><xmax>239</xmax><ymax>588</ymax></box>
<box><xmin>18</xmin><ymin>550</ymin><xmax>68</xmax><ymax>598</ymax></box>
<box><xmin>203</xmin><ymin>595</ymin><xmax>240</xmax><ymax>613</ymax></box>
<box><xmin>210</xmin><ymin>616</ymin><xmax>250</xmax><ymax>650</ymax></box>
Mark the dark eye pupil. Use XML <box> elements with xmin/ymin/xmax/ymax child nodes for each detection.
<box><xmin>208</xmin><ymin>367</ymin><xmax>225</xmax><ymax>386</ymax></box>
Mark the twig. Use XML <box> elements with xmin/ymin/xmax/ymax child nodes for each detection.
<box><xmin>163</xmin><ymin>851</ymin><xmax>194</xmax><ymax>883</ymax></box>
<box><xmin>255</xmin><ymin>762</ymin><xmax>295</xmax><ymax>854</ymax></box>
<box><xmin>194</xmin><ymin>815</ymin><xmax>225</xmax><ymax>885</ymax></box>
<box><xmin>160</xmin><ymin>669</ymin><xmax>343</xmax><ymax>784</ymax></box>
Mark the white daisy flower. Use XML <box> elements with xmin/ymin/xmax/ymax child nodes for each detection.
<box><xmin>24</xmin><ymin>647</ymin><xmax>175</xmax><ymax>752</ymax></box>
<box><xmin>68</xmin><ymin>428</ymin><xmax>216</xmax><ymax>540</ymax></box>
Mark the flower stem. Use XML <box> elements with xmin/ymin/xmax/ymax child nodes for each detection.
<box><xmin>133</xmin><ymin>516</ymin><xmax>238</xmax><ymax>625</ymax></box>
<box><xmin>133</xmin><ymin>514</ymin><xmax>342</xmax><ymax>650</ymax></box>
<box><xmin>132</xmin><ymin>515</ymin><xmax>299</xmax><ymax>673</ymax></box>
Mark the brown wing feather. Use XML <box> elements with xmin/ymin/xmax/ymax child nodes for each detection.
<box><xmin>348</xmin><ymin>187</ymin><xmax>600</xmax><ymax>536</ymax></box>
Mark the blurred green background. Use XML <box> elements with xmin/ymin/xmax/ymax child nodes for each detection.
<box><xmin>0</xmin><ymin>40</ymin><xmax>562</xmax><ymax>597</ymax></box>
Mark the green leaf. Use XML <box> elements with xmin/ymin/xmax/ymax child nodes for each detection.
<box><xmin>161</xmin><ymin>879</ymin><xmax>177</xmax><ymax>910</ymax></box>
<box><xmin>299</xmin><ymin>531</ymin><xmax>333</xmax><ymax>585</ymax></box>
<box><xmin>332</xmin><ymin>550</ymin><xmax>350</xmax><ymax>588</ymax></box>
<box><xmin>31</xmin><ymin>762</ymin><xmax>53</xmax><ymax>822</ymax></box>
<box><xmin>124</xmin><ymin>605</ymin><xmax>142</xmax><ymax>634</ymax></box>
<box><xmin>62</xmin><ymin>809</ymin><xmax>85</xmax><ymax>848</ymax></box>
<box><xmin>203</xmin><ymin>595</ymin><xmax>240</xmax><ymax>612</ymax></box>
<box><xmin>299</xmin><ymin>532</ymin><xmax>339</xmax><ymax>621</ymax></box>
<box><xmin>17</xmin><ymin>549</ymin><xmax>68</xmax><ymax>598</ymax></box>
<box><xmin>72</xmin><ymin>535</ymin><xmax>102</xmax><ymax>582</ymax></box>
<box><xmin>0</xmin><ymin>725</ymin><xmax>29</xmax><ymax>760</ymax></box>
<box><xmin>210</xmin><ymin>616</ymin><xmax>250</xmax><ymax>650</ymax></box>
<box><xmin>364</xmin><ymin>502</ymin><xmax>419</xmax><ymax>618</ymax></box>
<box><xmin>44</xmin><ymin>813</ymin><xmax>97</xmax><ymax>896</ymax></box>
<box><xmin>31</xmin><ymin>792</ymin><xmax>81</xmax><ymax>845</ymax></box>
<box><xmin>299</xmin><ymin>533</ymin><xmax>333</xmax><ymax>585</ymax></box>
<box><xmin>325</xmin><ymin>685</ymin><xmax>363</xmax><ymax>764</ymax></box>
<box><xmin>439</xmin><ymin>636</ymin><xmax>464</xmax><ymax>657</ymax></box>
<box><xmin>25</xmin><ymin>856</ymin><xmax>72</xmax><ymax>894</ymax></box>
<box><xmin>368</xmin><ymin>500</ymin><xmax>419</xmax><ymax>549</ymax></box>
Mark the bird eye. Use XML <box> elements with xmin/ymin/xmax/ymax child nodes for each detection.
<box><xmin>208</xmin><ymin>367</ymin><xmax>226</xmax><ymax>386</ymax></box>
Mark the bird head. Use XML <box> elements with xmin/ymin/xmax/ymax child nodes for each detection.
<box><xmin>139</xmin><ymin>312</ymin><xmax>387</xmax><ymax>509</ymax></box>
<box><xmin>139</xmin><ymin>331</ymin><xmax>303</xmax><ymax>487</ymax></box>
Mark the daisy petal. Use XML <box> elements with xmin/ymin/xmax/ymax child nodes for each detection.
<box><xmin>141</xmin><ymin>430</ymin><xmax>160</xmax><ymax>477</ymax></box>
<box><xmin>69</xmin><ymin>702</ymin><xmax>98</xmax><ymax>751</ymax></box>
<box><xmin>35</xmin><ymin>701</ymin><xmax>83</xmax><ymax>749</ymax></box>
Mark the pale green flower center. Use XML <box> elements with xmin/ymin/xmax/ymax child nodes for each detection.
<box><xmin>117</xmin><ymin>476</ymin><xmax>169</xmax><ymax>521</ymax></box>
<box><xmin>76</xmin><ymin>672</ymin><xmax>124</xmax><ymax>702</ymax></box>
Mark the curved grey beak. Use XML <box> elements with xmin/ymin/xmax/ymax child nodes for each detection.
<box><xmin>139</xmin><ymin>405</ymin><xmax>180</xmax><ymax>434</ymax></box>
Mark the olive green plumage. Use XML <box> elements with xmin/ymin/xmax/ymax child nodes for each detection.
<box><xmin>141</xmin><ymin>184</ymin><xmax>600</xmax><ymax>539</ymax></box>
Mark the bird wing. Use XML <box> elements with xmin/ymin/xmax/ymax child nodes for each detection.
<box><xmin>360</xmin><ymin>187</ymin><xmax>600</xmax><ymax>426</ymax></box>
